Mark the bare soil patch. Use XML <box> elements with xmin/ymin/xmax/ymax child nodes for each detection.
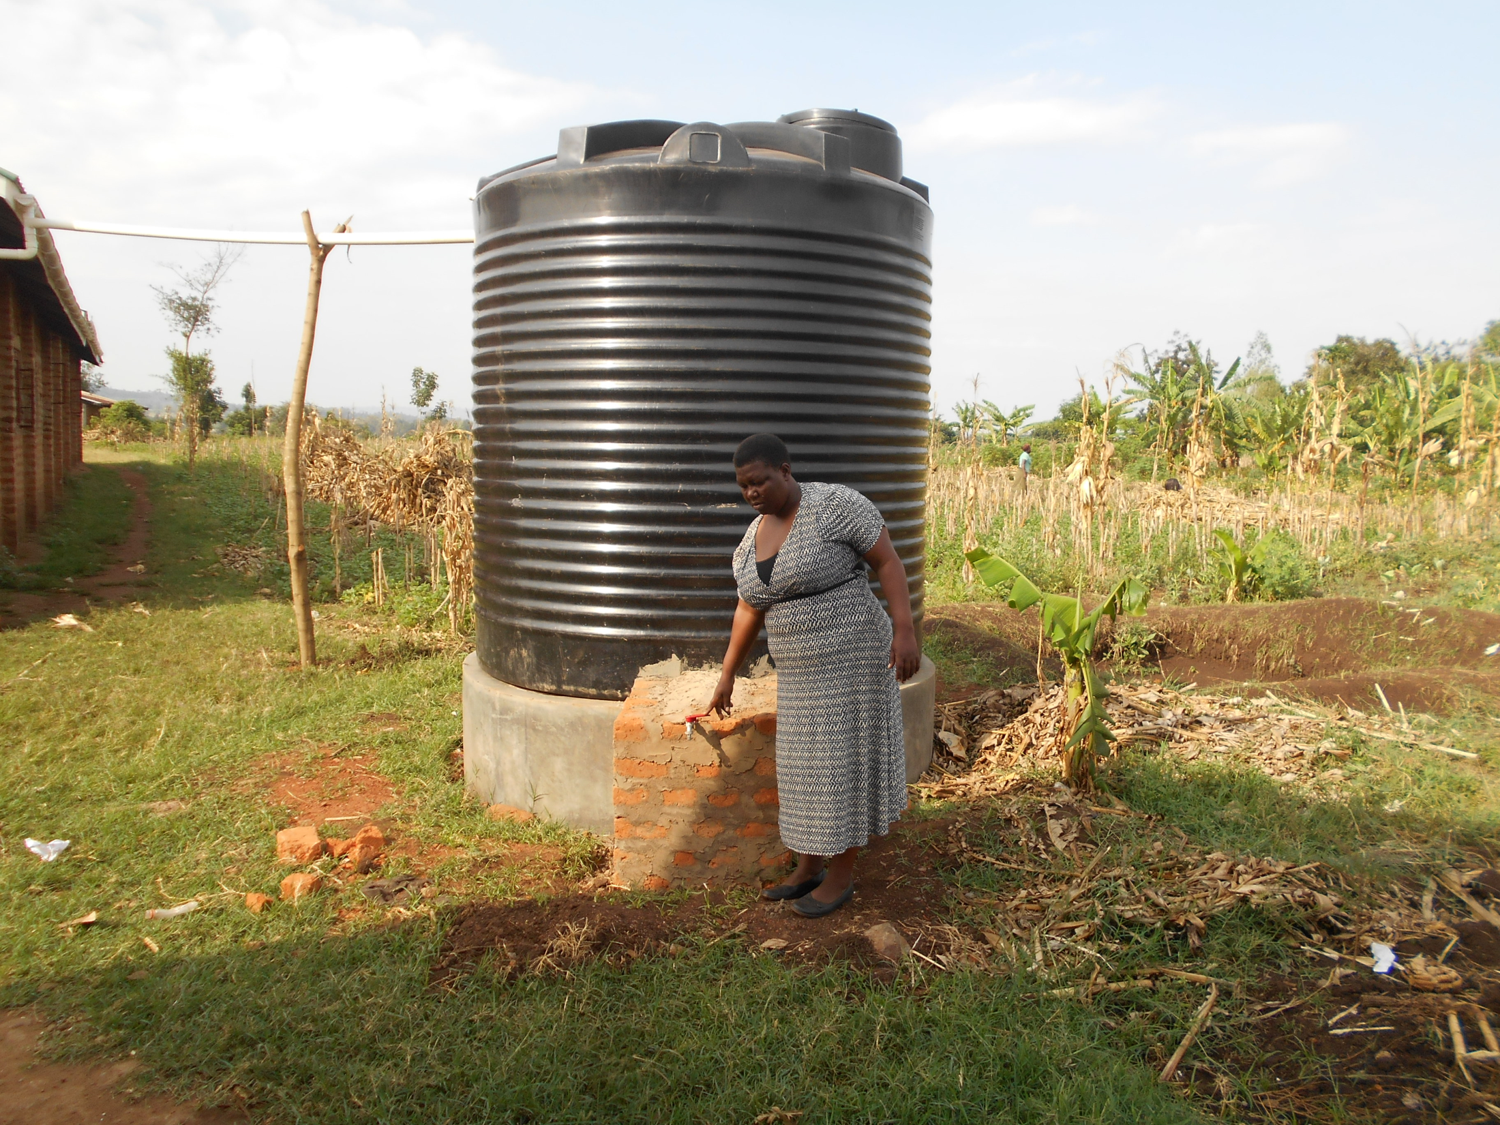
<box><xmin>928</xmin><ymin>597</ymin><xmax>1500</xmax><ymax>712</ymax></box>
<box><xmin>1149</xmin><ymin>597</ymin><xmax>1500</xmax><ymax>710</ymax></box>
<box><xmin>0</xmin><ymin>1007</ymin><xmax>243</xmax><ymax>1125</ymax></box>
<box><xmin>0</xmin><ymin>467</ymin><xmax>152</xmax><ymax>629</ymax></box>
<box><xmin>432</xmin><ymin>816</ymin><xmax>959</xmax><ymax>985</ymax></box>
<box><xmin>1234</xmin><ymin>938</ymin><xmax>1500</xmax><ymax>1123</ymax></box>
<box><xmin>252</xmin><ymin>741</ymin><xmax>398</xmax><ymax>828</ymax></box>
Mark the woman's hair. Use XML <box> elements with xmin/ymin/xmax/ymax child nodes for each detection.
<box><xmin>733</xmin><ymin>433</ymin><xmax>790</xmax><ymax>469</ymax></box>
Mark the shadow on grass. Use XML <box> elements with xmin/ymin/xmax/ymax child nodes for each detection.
<box><xmin>16</xmin><ymin>920</ymin><xmax>1206</xmax><ymax>1125</ymax></box>
<box><xmin>1104</xmin><ymin>748</ymin><xmax>1491</xmax><ymax>869</ymax></box>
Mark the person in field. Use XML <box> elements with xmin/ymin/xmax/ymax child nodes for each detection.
<box><xmin>708</xmin><ymin>433</ymin><xmax>920</xmax><ymax>917</ymax></box>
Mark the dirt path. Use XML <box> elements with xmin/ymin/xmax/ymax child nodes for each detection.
<box><xmin>0</xmin><ymin>467</ymin><xmax>153</xmax><ymax>628</ymax></box>
<box><xmin>0</xmin><ymin>1008</ymin><xmax>243</xmax><ymax>1125</ymax></box>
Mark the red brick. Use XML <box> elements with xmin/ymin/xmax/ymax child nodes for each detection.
<box><xmin>708</xmin><ymin>847</ymin><xmax>741</xmax><ymax>868</ymax></box>
<box><xmin>694</xmin><ymin>763</ymin><xmax>722</xmax><ymax>778</ymax></box>
<box><xmin>279</xmin><ymin>873</ymin><xmax>323</xmax><ymax>902</ymax></box>
<box><xmin>661</xmin><ymin>721</ymin><xmax>687</xmax><ymax>739</ymax></box>
<box><xmin>614</xmin><ymin>786</ymin><xmax>648</xmax><ymax>805</ymax></box>
<box><xmin>706</xmin><ymin>790</ymin><xmax>740</xmax><ymax>808</ymax></box>
<box><xmin>662</xmin><ymin>788</ymin><xmax>699</xmax><ymax>806</ymax></box>
<box><xmin>244</xmin><ymin>892</ymin><xmax>273</xmax><ymax>914</ymax></box>
<box><xmin>707</xmin><ymin>717</ymin><xmax>749</xmax><ymax>736</ymax></box>
<box><xmin>736</xmin><ymin>821</ymin><xmax>773</xmax><ymax>838</ymax></box>
<box><xmin>629</xmin><ymin>821</ymin><xmax>667</xmax><ymax>839</ymax></box>
<box><xmin>614</xmin><ymin>713</ymin><xmax>650</xmax><ymax>743</ymax></box>
<box><xmin>614</xmin><ymin>816</ymin><xmax>633</xmax><ymax>838</ymax></box>
<box><xmin>760</xmin><ymin>849</ymin><xmax>792</xmax><ymax>868</ymax></box>
<box><xmin>643</xmin><ymin>875</ymin><xmax>670</xmax><ymax>891</ymax></box>
<box><xmin>693</xmin><ymin>820</ymin><xmax>725</xmax><ymax>838</ymax></box>
<box><xmin>752</xmin><ymin>713</ymin><xmax>776</xmax><ymax>736</ymax></box>
<box><xmin>753</xmin><ymin>757</ymin><xmax>777</xmax><ymax>777</ymax></box>
<box><xmin>615</xmin><ymin>757</ymin><xmax>669</xmax><ymax>778</ymax></box>
<box><xmin>673</xmin><ymin>851</ymin><xmax>697</xmax><ymax>867</ymax></box>
<box><xmin>347</xmin><ymin>843</ymin><xmax>381</xmax><ymax>874</ymax></box>
<box><xmin>276</xmin><ymin>825</ymin><xmax>324</xmax><ymax>864</ymax></box>
<box><xmin>753</xmin><ymin>787</ymin><xmax>779</xmax><ymax>806</ymax></box>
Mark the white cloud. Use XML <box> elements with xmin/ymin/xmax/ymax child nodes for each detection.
<box><xmin>910</xmin><ymin>80</ymin><xmax>1157</xmax><ymax>150</ymax></box>
<box><xmin>0</xmin><ymin>0</ymin><xmax>601</xmax><ymax>226</ymax></box>
<box><xmin>1166</xmin><ymin>222</ymin><xmax>1270</xmax><ymax>256</ymax></box>
<box><xmin>1030</xmin><ymin>204</ymin><xmax>1100</xmax><ymax>227</ymax></box>
<box><xmin>1189</xmin><ymin>122</ymin><xmax>1350</xmax><ymax>188</ymax></box>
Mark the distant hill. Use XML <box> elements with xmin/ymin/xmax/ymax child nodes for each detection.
<box><xmin>98</xmin><ymin>387</ymin><xmax>175</xmax><ymax>415</ymax></box>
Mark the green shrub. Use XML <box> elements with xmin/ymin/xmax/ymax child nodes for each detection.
<box><xmin>1253</xmin><ymin>530</ymin><xmax>1319</xmax><ymax>601</ymax></box>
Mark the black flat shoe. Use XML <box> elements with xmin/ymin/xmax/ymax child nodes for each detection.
<box><xmin>792</xmin><ymin>882</ymin><xmax>854</xmax><ymax>917</ymax></box>
<box><xmin>761</xmin><ymin>870</ymin><xmax>826</xmax><ymax>901</ymax></box>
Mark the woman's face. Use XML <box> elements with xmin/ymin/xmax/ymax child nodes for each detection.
<box><xmin>735</xmin><ymin>460</ymin><xmax>793</xmax><ymax>514</ymax></box>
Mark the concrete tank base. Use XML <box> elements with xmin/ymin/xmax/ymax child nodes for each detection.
<box><xmin>463</xmin><ymin>652</ymin><xmax>936</xmax><ymax>837</ymax></box>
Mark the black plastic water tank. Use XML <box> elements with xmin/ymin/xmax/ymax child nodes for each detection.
<box><xmin>472</xmin><ymin>111</ymin><xmax>933</xmax><ymax>699</ymax></box>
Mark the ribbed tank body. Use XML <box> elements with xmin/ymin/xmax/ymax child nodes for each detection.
<box><xmin>472</xmin><ymin>116</ymin><xmax>932</xmax><ymax>698</ymax></box>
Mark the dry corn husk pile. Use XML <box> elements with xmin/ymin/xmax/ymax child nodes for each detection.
<box><xmin>215</xmin><ymin>544</ymin><xmax>270</xmax><ymax>575</ymax></box>
<box><xmin>943</xmin><ymin>804</ymin><xmax>1334</xmax><ymax>962</ymax></box>
<box><xmin>300</xmin><ymin>416</ymin><xmax>474</xmax><ymax>632</ymax></box>
<box><xmin>924</xmin><ymin>682</ymin><xmax>1481</xmax><ymax>804</ymax></box>
<box><xmin>920</xmin><ymin>681</ymin><xmax>1500</xmax><ymax>1113</ymax></box>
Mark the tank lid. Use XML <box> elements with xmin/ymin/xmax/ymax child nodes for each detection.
<box><xmin>777</xmin><ymin>108</ymin><xmax>898</xmax><ymax>133</ymax></box>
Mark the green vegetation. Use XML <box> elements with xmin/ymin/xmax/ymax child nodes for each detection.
<box><xmin>964</xmin><ymin>549</ymin><xmax>1148</xmax><ymax>786</ymax></box>
<box><xmin>0</xmin><ymin>465</ymin><xmax>135</xmax><ymax>589</ymax></box>
<box><xmin>0</xmin><ymin>436</ymin><xmax>1494</xmax><ymax>1123</ymax></box>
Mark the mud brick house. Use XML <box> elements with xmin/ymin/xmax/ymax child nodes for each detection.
<box><xmin>0</xmin><ymin>170</ymin><xmax>102</xmax><ymax>555</ymax></box>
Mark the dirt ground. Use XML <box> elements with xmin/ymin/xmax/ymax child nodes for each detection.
<box><xmin>0</xmin><ymin>466</ymin><xmax>152</xmax><ymax>629</ymax></box>
<box><xmin>433</xmin><ymin>816</ymin><xmax>959</xmax><ymax>986</ymax></box>
<box><xmin>0</xmin><ymin>1008</ymin><xmax>243</xmax><ymax>1125</ymax></box>
<box><xmin>927</xmin><ymin>597</ymin><xmax>1500</xmax><ymax>712</ymax></box>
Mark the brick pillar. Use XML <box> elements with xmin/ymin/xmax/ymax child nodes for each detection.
<box><xmin>68</xmin><ymin>353</ymin><xmax>82</xmax><ymax>468</ymax></box>
<box><xmin>0</xmin><ymin>275</ymin><xmax>16</xmax><ymax>555</ymax></box>
<box><xmin>611</xmin><ymin>665</ymin><xmax>786</xmax><ymax>889</ymax></box>
<box><xmin>41</xmin><ymin>331</ymin><xmax>58</xmax><ymax>514</ymax></box>
<box><xmin>19</xmin><ymin>308</ymin><xmax>38</xmax><ymax>534</ymax></box>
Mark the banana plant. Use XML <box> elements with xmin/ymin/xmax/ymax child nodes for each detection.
<box><xmin>980</xmin><ymin>400</ymin><xmax>1035</xmax><ymax>446</ymax></box>
<box><xmin>965</xmin><ymin>548</ymin><xmax>1149</xmax><ymax>786</ymax></box>
<box><xmin>1212</xmin><ymin>528</ymin><xmax>1270</xmax><ymax>602</ymax></box>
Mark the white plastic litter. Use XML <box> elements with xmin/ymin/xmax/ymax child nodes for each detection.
<box><xmin>24</xmin><ymin>838</ymin><xmax>70</xmax><ymax>862</ymax></box>
<box><xmin>145</xmin><ymin>901</ymin><xmax>200</xmax><ymax>920</ymax></box>
<box><xmin>1485</xmin><ymin>643</ymin><xmax>1500</xmax><ymax>657</ymax></box>
<box><xmin>1370</xmin><ymin>942</ymin><xmax>1398</xmax><ymax>974</ymax></box>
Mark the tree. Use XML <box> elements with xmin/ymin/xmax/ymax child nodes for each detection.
<box><xmin>95</xmin><ymin>400</ymin><xmax>151</xmax><ymax>443</ymax></box>
<box><xmin>224</xmin><ymin>382</ymin><xmax>258</xmax><ymax>436</ymax></box>
<box><xmin>1309</xmin><ymin>335</ymin><xmax>1406</xmax><ymax>391</ymax></box>
<box><xmin>411</xmin><ymin>366</ymin><xmax>447</xmax><ymax>421</ymax></box>
<box><xmin>1477</xmin><ymin>319</ymin><xmax>1500</xmax><ymax>362</ymax></box>
<box><xmin>980</xmin><ymin>401</ymin><xmax>1035</xmax><ymax>445</ymax></box>
<box><xmin>80</xmin><ymin>362</ymin><xmax>107</xmax><ymax>393</ymax></box>
<box><xmin>154</xmin><ymin>245</ymin><xmax>241</xmax><ymax>468</ymax></box>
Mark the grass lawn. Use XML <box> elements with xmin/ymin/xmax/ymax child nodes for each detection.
<box><xmin>2</xmin><ymin>443</ymin><xmax>1496</xmax><ymax>1123</ymax></box>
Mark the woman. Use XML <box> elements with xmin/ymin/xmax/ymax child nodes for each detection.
<box><xmin>708</xmin><ymin>434</ymin><xmax>921</xmax><ymax>917</ymax></box>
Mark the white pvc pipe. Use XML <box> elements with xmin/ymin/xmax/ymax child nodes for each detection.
<box><xmin>32</xmin><ymin>217</ymin><xmax>473</xmax><ymax>245</ymax></box>
<box><xmin>0</xmin><ymin>194</ymin><xmax>40</xmax><ymax>260</ymax></box>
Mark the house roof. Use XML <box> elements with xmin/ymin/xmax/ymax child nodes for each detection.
<box><xmin>0</xmin><ymin>170</ymin><xmax>103</xmax><ymax>365</ymax></box>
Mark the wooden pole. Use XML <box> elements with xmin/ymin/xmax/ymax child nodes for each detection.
<box><xmin>283</xmin><ymin>210</ymin><xmax>344</xmax><ymax>669</ymax></box>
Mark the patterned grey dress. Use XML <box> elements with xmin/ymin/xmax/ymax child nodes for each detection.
<box><xmin>733</xmin><ymin>482</ymin><xmax>907</xmax><ymax>856</ymax></box>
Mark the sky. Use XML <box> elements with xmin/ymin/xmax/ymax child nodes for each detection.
<box><xmin>2</xmin><ymin>0</ymin><xmax>1496</xmax><ymax>419</ymax></box>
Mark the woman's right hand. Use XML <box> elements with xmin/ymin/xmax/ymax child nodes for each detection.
<box><xmin>708</xmin><ymin>672</ymin><xmax>735</xmax><ymax>717</ymax></box>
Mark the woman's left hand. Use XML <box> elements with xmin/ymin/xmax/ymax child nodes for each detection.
<box><xmin>889</xmin><ymin>626</ymin><xmax>922</xmax><ymax>683</ymax></box>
